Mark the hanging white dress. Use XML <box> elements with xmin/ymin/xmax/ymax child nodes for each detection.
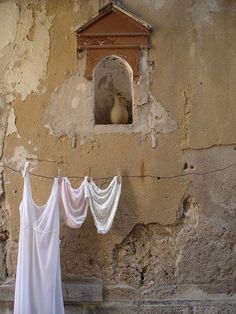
<box><xmin>60</xmin><ymin>177</ymin><xmax>88</xmax><ymax>228</ymax></box>
<box><xmin>84</xmin><ymin>176</ymin><xmax>121</xmax><ymax>234</ymax></box>
<box><xmin>14</xmin><ymin>173</ymin><xmax>64</xmax><ymax>314</ymax></box>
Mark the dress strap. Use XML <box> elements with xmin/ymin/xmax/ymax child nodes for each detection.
<box><xmin>21</xmin><ymin>172</ymin><xmax>31</xmax><ymax>204</ymax></box>
<box><xmin>22</xmin><ymin>161</ymin><xmax>29</xmax><ymax>177</ymax></box>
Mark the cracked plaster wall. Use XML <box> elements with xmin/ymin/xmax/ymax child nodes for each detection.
<box><xmin>0</xmin><ymin>0</ymin><xmax>235</xmax><ymax>312</ymax></box>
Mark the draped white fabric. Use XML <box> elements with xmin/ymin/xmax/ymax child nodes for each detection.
<box><xmin>60</xmin><ymin>177</ymin><xmax>88</xmax><ymax>228</ymax></box>
<box><xmin>14</xmin><ymin>174</ymin><xmax>64</xmax><ymax>314</ymax></box>
<box><xmin>61</xmin><ymin>176</ymin><xmax>121</xmax><ymax>234</ymax></box>
<box><xmin>84</xmin><ymin>176</ymin><xmax>121</xmax><ymax>234</ymax></box>
<box><xmin>15</xmin><ymin>174</ymin><xmax>121</xmax><ymax>312</ymax></box>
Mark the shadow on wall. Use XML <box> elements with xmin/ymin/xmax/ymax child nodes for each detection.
<box><xmin>111</xmin><ymin>170</ymin><xmax>138</xmax><ymax>236</ymax></box>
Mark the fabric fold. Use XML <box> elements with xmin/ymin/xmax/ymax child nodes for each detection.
<box><xmin>60</xmin><ymin>177</ymin><xmax>88</xmax><ymax>228</ymax></box>
<box><xmin>14</xmin><ymin>173</ymin><xmax>64</xmax><ymax>314</ymax></box>
<box><xmin>15</xmin><ymin>174</ymin><xmax>121</xmax><ymax>313</ymax></box>
<box><xmin>60</xmin><ymin>176</ymin><xmax>121</xmax><ymax>234</ymax></box>
<box><xmin>84</xmin><ymin>176</ymin><xmax>122</xmax><ymax>234</ymax></box>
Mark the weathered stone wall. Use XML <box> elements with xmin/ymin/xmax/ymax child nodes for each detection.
<box><xmin>0</xmin><ymin>0</ymin><xmax>235</xmax><ymax>313</ymax></box>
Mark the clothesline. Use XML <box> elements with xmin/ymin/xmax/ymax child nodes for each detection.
<box><xmin>1</xmin><ymin>161</ymin><xmax>236</xmax><ymax>181</ymax></box>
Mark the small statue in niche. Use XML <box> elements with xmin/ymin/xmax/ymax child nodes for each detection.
<box><xmin>110</xmin><ymin>93</ymin><xmax>129</xmax><ymax>124</ymax></box>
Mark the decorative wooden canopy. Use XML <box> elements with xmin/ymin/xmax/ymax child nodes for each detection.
<box><xmin>76</xmin><ymin>2</ymin><xmax>151</xmax><ymax>80</ymax></box>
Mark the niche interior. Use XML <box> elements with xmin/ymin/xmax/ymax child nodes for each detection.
<box><xmin>93</xmin><ymin>55</ymin><xmax>133</xmax><ymax>124</ymax></box>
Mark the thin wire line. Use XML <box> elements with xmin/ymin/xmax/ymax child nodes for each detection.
<box><xmin>1</xmin><ymin>162</ymin><xmax>236</xmax><ymax>181</ymax></box>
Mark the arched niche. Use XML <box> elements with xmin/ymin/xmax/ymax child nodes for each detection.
<box><xmin>93</xmin><ymin>55</ymin><xmax>133</xmax><ymax>125</ymax></box>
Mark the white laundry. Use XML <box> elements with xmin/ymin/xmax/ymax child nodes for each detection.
<box><xmin>84</xmin><ymin>176</ymin><xmax>122</xmax><ymax>234</ymax></box>
<box><xmin>14</xmin><ymin>170</ymin><xmax>121</xmax><ymax>313</ymax></box>
<box><xmin>61</xmin><ymin>176</ymin><xmax>121</xmax><ymax>234</ymax></box>
<box><xmin>14</xmin><ymin>173</ymin><xmax>64</xmax><ymax>314</ymax></box>
<box><xmin>60</xmin><ymin>177</ymin><xmax>88</xmax><ymax>228</ymax></box>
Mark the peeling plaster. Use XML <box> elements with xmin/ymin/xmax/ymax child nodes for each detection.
<box><xmin>44</xmin><ymin>51</ymin><xmax>177</xmax><ymax>145</ymax></box>
<box><xmin>72</xmin><ymin>0</ymin><xmax>100</xmax><ymax>31</ymax></box>
<box><xmin>4</xmin><ymin>94</ymin><xmax>15</xmax><ymax>104</ymax></box>
<box><xmin>114</xmin><ymin>194</ymin><xmax>236</xmax><ymax>288</ymax></box>
<box><xmin>148</xmin><ymin>94</ymin><xmax>177</xmax><ymax>134</ymax></box>
<box><xmin>73</xmin><ymin>0</ymin><xmax>80</xmax><ymax>14</ymax></box>
<box><xmin>0</xmin><ymin>1</ymin><xmax>235</xmax><ymax>310</ymax></box>
<box><xmin>0</xmin><ymin>2</ymin><xmax>18</xmax><ymax>53</ymax></box>
<box><xmin>0</xmin><ymin>2</ymin><xmax>19</xmax><ymax>98</ymax></box>
<box><xmin>0</xmin><ymin>98</ymin><xmax>11</xmax><ymax>160</ymax></box>
<box><xmin>6</xmin><ymin>108</ymin><xmax>17</xmax><ymax>137</ymax></box>
<box><xmin>44</xmin><ymin>57</ymin><xmax>94</xmax><ymax>141</ymax></box>
<box><xmin>5</xmin><ymin>146</ymin><xmax>37</xmax><ymax>172</ymax></box>
<box><xmin>0</xmin><ymin>186</ymin><xmax>8</xmax><ymax>231</ymax></box>
<box><xmin>71</xmin><ymin>96</ymin><xmax>81</xmax><ymax>109</ymax></box>
<box><xmin>5</xmin><ymin>240</ymin><xmax>17</xmax><ymax>279</ymax></box>
<box><xmin>2</xmin><ymin>1</ymin><xmax>53</xmax><ymax>100</ymax></box>
<box><xmin>212</xmin><ymin>178</ymin><xmax>236</xmax><ymax>209</ymax></box>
